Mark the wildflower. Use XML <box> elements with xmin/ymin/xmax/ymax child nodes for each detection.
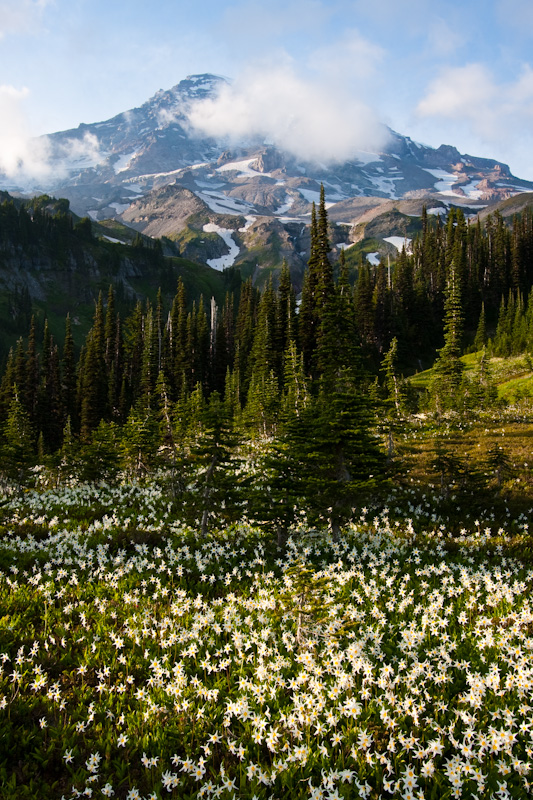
<box><xmin>117</xmin><ymin>733</ymin><xmax>128</xmax><ymax>747</ymax></box>
<box><xmin>401</xmin><ymin>765</ymin><xmax>418</xmax><ymax>791</ymax></box>
<box><xmin>101</xmin><ymin>785</ymin><xmax>114</xmax><ymax>797</ymax></box>
<box><xmin>161</xmin><ymin>771</ymin><xmax>179</xmax><ymax>792</ymax></box>
<box><xmin>64</xmin><ymin>749</ymin><xmax>74</xmax><ymax>764</ymax></box>
<box><xmin>420</xmin><ymin>760</ymin><xmax>435</xmax><ymax>778</ymax></box>
<box><xmin>86</xmin><ymin>752</ymin><xmax>101</xmax><ymax>774</ymax></box>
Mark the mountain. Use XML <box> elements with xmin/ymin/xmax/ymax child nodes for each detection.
<box><xmin>3</xmin><ymin>73</ymin><xmax>533</xmax><ymax>283</ymax></box>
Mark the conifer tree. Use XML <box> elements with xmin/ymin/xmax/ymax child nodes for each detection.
<box><xmin>120</xmin><ymin>404</ymin><xmax>159</xmax><ymax>480</ymax></box>
<box><xmin>123</xmin><ymin>300</ymin><xmax>145</xmax><ymax>410</ymax></box>
<box><xmin>169</xmin><ymin>277</ymin><xmax>188</xmax><ymax>397</ymax></box>
<box><xmin>276</xmin><ymin>260</ymin><xmax>297</xmax><ymax>361</ymax></box>
<box><xmin>0</xmin><ymin>347</ymin><xmax>15</xmax><ymax>426</ymax></box>
<box><xmin>25</xmin><ymin>316</ymin><xmax>39</xmax><ymax>427</ymax></box>
<box><xmin>234</xmin><ymin>277</ymin><xmax>257</xmax><ymax>398</ymax></box>
<box><xmin>186</xmin><ymin>390</ymin><xmax>244</xmax><ymax>535</ymax></box>
<box><xmin>62</xmin><ymin>314</ymin><xmax>77</xmax><ymax>429</ymax></box>
<box><xmin>431</xmin><ymin>258</ymin><xmax>465</xmax><ymax>412</ymax></box>
<box><xmin>382</xmin><ymin>336</ymin><xmax>403</xmax><ymax>414</ymax></box>
<box><xmin>299</xmin><ymin>203</ymin><xmax>319</xmax><ymax>372</ymax></box>
<box><xmin>281</xmin><ymin>341</ymin><xmax>310</xmax><ymax>420</ymax></box>
<box><xmin>1</xmin><ymin>386</ymin><xmax>35</xmax><ymax>484</ymax></box>
<box><xmin>473</xmin><ymin>302</ymin><xmax>487</xmax><ymax>351</ymax></box>
<box><xmin>79</xmin><ymin>293</ymin><xmax>108</xmax><ymax>438</ymax></box>
<box><xmin>354</xmin><ymin>262</ymin><xmax>375</xmax><ymax>348</ymax></box>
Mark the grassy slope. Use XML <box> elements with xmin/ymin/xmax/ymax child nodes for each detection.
<box><xmin>409</xmin><ymin>351</ymin><xmax>533</xmax><ymax>398</ymax></box>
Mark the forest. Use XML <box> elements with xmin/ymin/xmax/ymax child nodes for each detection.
<box><xmin>2</xmin><ymin>188</ymin><xmax>533</xmax><ymax>521</ymax></box>
<box><xmin>1</xmin><ymin>189</ymin><xmax>533</xmax><ymax>800</ymax></box>
<box><xmin>0</xmin><ymin>189</ymin><xmax>529</xmax><ymax>511</ymax></box>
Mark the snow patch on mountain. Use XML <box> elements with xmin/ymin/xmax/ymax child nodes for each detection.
<box><xmin>274</xmin><ymin>195</ymin><xmax>294</xmax><ymax>215</ymax></box>
<box><xmin>114</xmin><ymin>151</ymin><xmax>139</xmax><ymax>174</ymax></box>
<box><xmin>297</xmin><ymin>188</ymin><xmax>337</xmax><ymax>208</ymax></box>
<box><xmin>198</xmin><ymin>190</ymin><xmax>254</xmax><ymax>216</ymax></box>
<box><xmin>238</xmin><ymin>216</ymin><xmax>256</xmax><ymax>232</ymax></box>
<box><xmin>203</xmin><ymin>223</ymin><xmax>240</xmax><ymax>270</ymax></box>
<box><xmin>216</xmin><ymin>158</ymin><xmax>266</xmax><ymax>178</ymax></box>
<box><xmin>109</xmin><ymin>202</ymin><xmax>132</xmax><ymax>215</ymax></box>
<box><xmin>460</xmin><ymin>180</ymin><xmax>484</xmax><ymax>200</ymax></box>
<box><xmin>384</xmin><ymin>236</ymin><xmax>412</xmax><ymax>252</ymax></box>
<box><xmin>423</xmin><ymin>168</ymin><xmax>458</xmax><ymax>196</ymax></box>
<box><xmin>352</xmin><ymin>150</ymin><xmax>382</xmax><ymax>166</ymax></box>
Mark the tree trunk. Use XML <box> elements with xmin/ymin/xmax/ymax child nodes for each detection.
<box><xmin>200</xmin><ymin>453</ymin><xmax>218</xmax><ymax>537</ymax></box>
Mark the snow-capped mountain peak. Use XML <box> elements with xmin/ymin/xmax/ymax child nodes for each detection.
<box><xmin>1</xmin><ymin>73</ymin><xmax>532</xmax><ymax>252</ymax></box>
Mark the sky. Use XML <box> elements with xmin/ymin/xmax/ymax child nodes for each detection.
<box><xmin>1</xmin><ymin>0</ymin><xmax>533</xmax><ymax>179</ymax></box>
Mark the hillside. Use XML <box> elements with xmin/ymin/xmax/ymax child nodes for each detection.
<box><xmin>3</xmin><ymin>74</ymin><xmax>533</xmax><ymax>287</ymax></box>
<box><xmin>0</xmin><ymin>194</ymin><xmax>234</xmax><ymax>361</ymax></box>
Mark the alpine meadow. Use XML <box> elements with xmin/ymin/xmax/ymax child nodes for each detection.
<box><xmin>1</xmin><ymin>41</ymin><xmax>533</xmax><ymax>800</ymax></box>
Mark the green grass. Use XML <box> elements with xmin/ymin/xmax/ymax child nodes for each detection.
<box><xmin>408</xmin><ymin>351</ymin><xmax>533</xmax><ymax>398</ymax></box>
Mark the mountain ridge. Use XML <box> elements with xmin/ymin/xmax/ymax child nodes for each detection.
<box><xmin>2</xmin><ymin>73</ymin><xmax>533</xmax><ymax>281</ymax></box>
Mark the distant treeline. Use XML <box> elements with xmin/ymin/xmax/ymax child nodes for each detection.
<box><xmin>1</xmin><ymin>188</ymin><xmax>533</xmax><ymax>508</ymax></box>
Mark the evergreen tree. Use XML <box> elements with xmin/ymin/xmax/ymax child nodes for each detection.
<box><xmin>268</xmin><ymin>368</ymin><xmax>386</xmax><ymax>537</ymax></box>
<box><xmin>1</xmin><ymin>386</ymin><xmax>35</xmax><ymax>485</ymax></box>
<box><xmin>381</xmin><ymin>336</ymin><xmax>404</xmax><ymax>414</ymax></box>
<box><xmin>299</xmin><ymin>203</ymin><xmax>319</xmax><ymax>372</ymax></box>
<box><xmin>79</xmin><ymin>293</ymin><xmax>108</xmax><ymax>438</ymax></box>
<box><xmin>78</xmin><ymin>420</ymin><xmax>121</xmax><ymax>484</ymax></box>
<box><xmin>25</xmin><ymin>316</ymin><xmax>39</xmax><ymax>428</ymax></box>
<box><xmin>473</xmin><ymin>302</ymin><xmax>487</xmax><ymax>351</ymax></box>
<box><xmin>276</xmin><ymin>259</ymin><xmax>297</xmax><ymax>361</ymax></box>
<box><xmin>62</xmin><ymin>314</ymin><xmax>77</xmax><ymax>429</ymax></box>
<box><xmin>185</xmin><ymin>391</ymin><xmax>244</xmax><ymax>535</ymax></box>
<box><xmin>281</xmin><ymin>341</ymin><xmax>310</xmax><ymax>419</ymax></box>
<box><xmin>120</xmin><ymin>404</ymin><xmax>159</xmax><ymax>480</ymax></box>
<box><xmin>431</xmin><ymin>259</ymin><xmax>465</xmax><ymax>412</ymax></box>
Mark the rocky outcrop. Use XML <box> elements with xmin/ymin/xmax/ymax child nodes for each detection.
<box><xmin>120</xmin><ymin>185</ymin><xmax>208</xmax><ymax>237</ymax></box>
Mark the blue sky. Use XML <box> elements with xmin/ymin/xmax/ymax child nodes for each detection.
<box><xmin>1</xmin><ymin>0</ymin><xmax>533</xmax><ymax>178</ymax></box>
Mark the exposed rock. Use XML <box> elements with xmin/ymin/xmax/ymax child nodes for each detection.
<box><xmin>120</xmin><ymin>184</ymin><xmax>208</xmax><ymax>237</ymax></box>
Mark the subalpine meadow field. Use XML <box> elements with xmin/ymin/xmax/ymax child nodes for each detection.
<box><xmin>1</xmin><ymin>410</ymin><xmax>532</xmax><ymax>800</ymax></box>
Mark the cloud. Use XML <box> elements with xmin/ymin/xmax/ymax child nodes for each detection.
<box><xmin>0</xmin><ymin>0</ymin><xmax>53</xmax><ymax>39</ymax></box>
<box><xmin>185</xmin><ymin>61</ymin><xmax>389</xmax><ymax>164</ymax></box>
<box><xmin>0</xmin><ymin>85</ymin><xmax>52</xmax><ymax>183</ymax></box>
<box><xmin>0</xmin><ymin>84</ymin><xmax>105</xmax><ymax>188</ymax></box>
<box><xmin>54</xmin><ymin>132</ymin><xmax>103</xmax><ymax>169</ymax></box>
<box><xmin>416</xmin><ymin>62</ymin><xmax>533</xmax><ymax>145</ymax></box>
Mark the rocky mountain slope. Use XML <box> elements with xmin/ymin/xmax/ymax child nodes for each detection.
<box><xmin>2</xmin><ymin>73</ymin><xmax>533</xmax><ymax>282</ymax></box>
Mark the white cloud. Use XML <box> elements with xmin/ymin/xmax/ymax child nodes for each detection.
<box><xmin>54</xmin><ymin>132</ymin><xmax>103</xmax><ymax>168</ymax></box>
<box><xmin>0</xmin><ymin>0</ymin><xmax>53</xmax><ymax>39</ymax></box>
<box><xmin>416</xmin><ymin>62</ymin><xmax>533</xmax><ymax>145</ymax></box>
<box><xmin>0</xmin><ymin>85</ymin><xmax>52</xmax><ymax>182</ymax></box>
<box><xmin>0</xmin><ymin>85</ymin><xmax>105</xmax><ymax>187</ymax></box>
<box><xmin>185</xmin><ymin>61</ymin><xmax>389</xmax><ymax>164</ymax></box>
